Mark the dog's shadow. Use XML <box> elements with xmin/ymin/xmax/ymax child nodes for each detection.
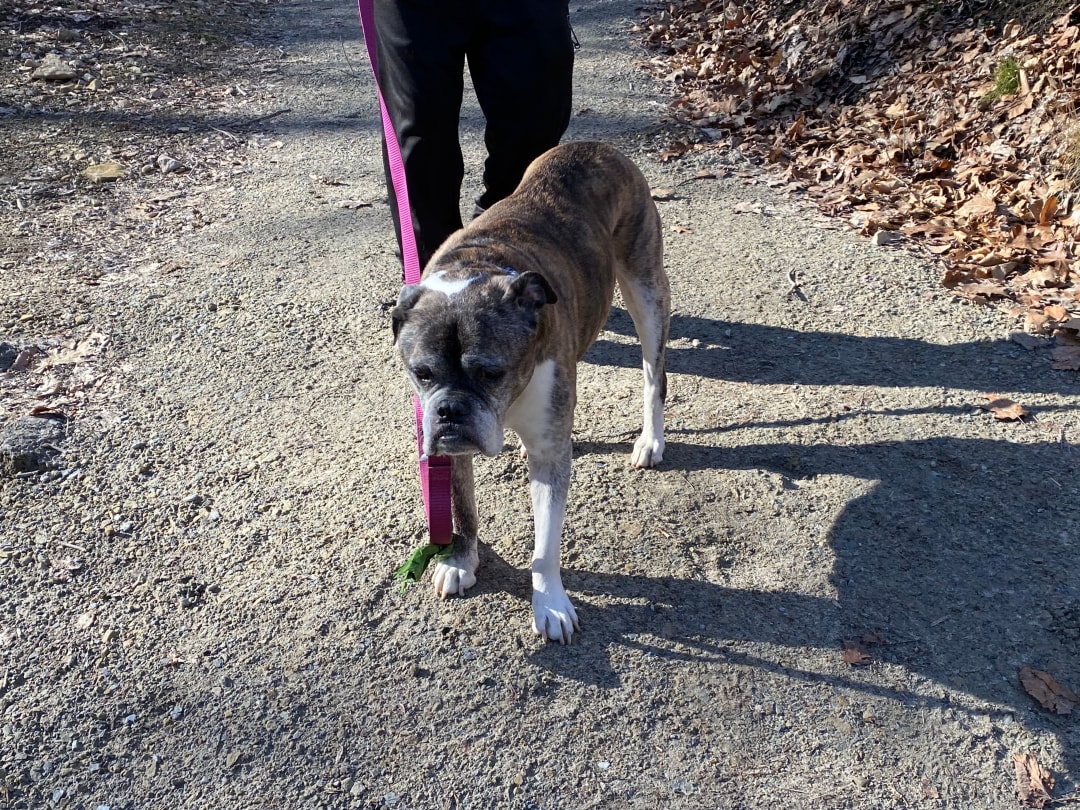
<box><xmin>462</xmin><ymin>307</ymin><xmax>1078</xmax><ymax>773</ymax></box>
<box><xmin>472</xmin><ymin>432</ymin><xmax>1079</xmax><ymax>775</ymax></box>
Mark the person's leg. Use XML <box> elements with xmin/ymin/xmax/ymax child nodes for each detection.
<box><xmin>468</xmin><ymin>0</ymin><xmax>574</xmax><ymax>211</ymax></box>
<box><xmin>373</xmin><ymin>0</ymin><xmax>471</xmax><ymax>266</ymax></box>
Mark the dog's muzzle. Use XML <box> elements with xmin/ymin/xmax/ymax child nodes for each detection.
<box><xmin>423</xmin><ymin>391</ymin><xmax>502</xmax><ymax>457</ymax></box>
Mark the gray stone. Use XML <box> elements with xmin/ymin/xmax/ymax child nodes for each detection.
<box><xmin>0</xmin><ymin>342</ymin><xmax>17</xmax><ymax>371</ymax></box>
<box><xmin>0</xmin><ymin>415</ymin><xmax>65</xmax><ymax>475</ymax></box>
<box><xmin>32</xmin><ymin>54</ymin><xmax>78</xmax><ymax>82</ymax></box>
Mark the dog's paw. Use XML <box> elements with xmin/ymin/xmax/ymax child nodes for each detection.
<box><xmin>431</xmin><ymin>551</ymin><xmax>478</xmax><ymax>599</ymax></box>
<box><xmin>531</xmin><ymin>586</ymin><xmax>579</xmax><ymax>644</ymax></box>
<box><xmin>631</xmin><ymin>434</ymin><xmax>664</xmax><ymax>468</ymax></box>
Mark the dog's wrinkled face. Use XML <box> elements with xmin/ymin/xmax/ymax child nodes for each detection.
<box><xmin>392</xmin><ymin>267</ymin><xmax>557</xmax><ymax>457</ymax></box>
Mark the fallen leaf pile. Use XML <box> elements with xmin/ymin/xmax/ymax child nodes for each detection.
<box><xmin>637</xmin><ymin>0</ymin><xmax>1080</xmax><ymax>359</ymax></box>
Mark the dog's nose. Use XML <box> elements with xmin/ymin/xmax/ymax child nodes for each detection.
<box><xmin>436</xmin><ymin>397</ymin><xmax>468</xmax><ymax>423</ymax></box>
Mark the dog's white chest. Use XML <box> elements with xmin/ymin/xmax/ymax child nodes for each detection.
<box><xmin>505</xmin><ymin>359</ymin><xmax>556</xmax><ymax>436</ymax></box>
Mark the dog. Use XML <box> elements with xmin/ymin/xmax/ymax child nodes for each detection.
<box><xmin>391</xmin><ymin>141</ymin><xmax>670</xmax><ymax>643</ymax></box>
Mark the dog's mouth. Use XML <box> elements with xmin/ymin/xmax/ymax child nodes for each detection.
<box><xmin>427</xmin><ymin>425</ymin><xmax>483</xmax><ymax>456</ymax></box>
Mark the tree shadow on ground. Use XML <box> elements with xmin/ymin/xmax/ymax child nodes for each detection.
<box><xmin>594</xmin><ymin>307</ymin><xmax>1080</xmax><ymax>395</ymax></box>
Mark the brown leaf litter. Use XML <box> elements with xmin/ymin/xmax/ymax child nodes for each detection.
<box><xmin>637</xmin><ymin>0</ymin><xmax>1080</xmax><ymax>360</ymax></box>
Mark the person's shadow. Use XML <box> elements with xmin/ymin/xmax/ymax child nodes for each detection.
<box><xmin>482</xmin><ymin>308</ymin><xmax>1080</xmax><ymax>777</ymax></box>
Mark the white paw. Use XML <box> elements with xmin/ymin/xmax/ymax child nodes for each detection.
<box><xmin>531</xmin><ymin>586</ymin><xmax>579</xmax><ymax>644</ymax></box>
<box><xmin>631</xmin><ymin>434</ymin><xmax>664</xmax><ymax>468</ymax></box>
<box><xmin>431</xmin><ymin>551</ymin><xmax>478</xmax><ymax>599</ymax></box>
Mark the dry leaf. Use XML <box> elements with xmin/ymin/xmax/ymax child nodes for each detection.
<box><xmin>841</xmin><ymin>641</ymin><xmax>871</xmax><ymax>666</ymax></box>
<box><xmin>980</xmin><ymin>396</ymin><xmax>1029</xmax><ymax>421</ymax></box>
<box><xmin>658</xmin><ymin>141</ymin><xmax>690</xmax><ymax>162</ymax></box>
<box><xmin>1019</xmin><ymin>666</ymin><xmax>1079</xmax><ymax>715</ymax></box>
<box><xmin>650</xmin><ymin>187</ymin><xmax>677</xmax><ymax>201</ymax></box>
<box><xmin>671</xmin><ymin>224</ymin><xmax>693</xmax><ymax>234</ymax></box>
<box><xmin>1014</xmin><ymin>753</ymin><xmax>1054</xmax><ymax>808</ymax></box>
<box><xmin>1051</xmin><ymin>343</ymin><xmax>1080</xmax><ymax>371</ymax></box>
<box><xmin>957</xmin><ymin>193</ymin><xmax>997</xmax><ymax>218</ymax></box>
<box><xmin>1009</xmin><ymin>332</ymin><xmax>1044</xmax><ymax>350</ymax></box>
<box><xmin>41</xmin><ymin>332</ymin><xmax>109</xmax><ymax>369</ymax></box>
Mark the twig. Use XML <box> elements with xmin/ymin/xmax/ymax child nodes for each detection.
<box><xmin>57</xmin><ymin>541</ymin><xmax>89</xmax><ymax>553</ymax></box>
<box><xmin>234</xmin><ymin>108</ymin><xmax>292</xmax><ymax>128</ymax></box>
<box><xmin>209</xmin><ymin>125</ymin><xmax>241</xmax><ymax>142</ymax></box>
<box><xmin>786</xmin><ymin>267</ymin><xmax>807</xmax><ymax>301</ymax></box>
<box><xmin>337</xmin><ymin>38</ymin><xmax>366</xmax><ymax>79</ymax></box>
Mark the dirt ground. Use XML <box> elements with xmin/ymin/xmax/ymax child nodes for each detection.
<box><xmin>2</xmin><ymin>0</ymin><xmax>1079</xmax><ymax>808</ymax></box>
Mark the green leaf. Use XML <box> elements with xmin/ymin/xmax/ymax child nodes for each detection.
<box><xmin>393</xmin><ymin>536</ymin><xmax>457</xmax><ymax>592</ymax></box>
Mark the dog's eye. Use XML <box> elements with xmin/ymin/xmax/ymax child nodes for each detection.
<box><xmin>412</xmin><ymin>366</ymin><xmax>433</xmax><ymax>383</ymax></box>
<box><xmin>479</xmin><ymin>368</ymin><xmax>504</xmax><ymax>384</ymax></box>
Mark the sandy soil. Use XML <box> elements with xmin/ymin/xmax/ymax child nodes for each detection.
<box><xmin>1</xmin><ymin>1</ymin><xmax>1079</xmax><ymax>808</ymax></box>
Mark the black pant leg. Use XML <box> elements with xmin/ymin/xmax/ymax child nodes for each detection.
<box><xmin>373</xmin><ymin>0</ymin><xmax>471</xmax><ymax>267</ymax></box>
<box><xmin>468</xmin><ymin>0</ymin><xmax>574</xmax><ymax>210</ymax></box>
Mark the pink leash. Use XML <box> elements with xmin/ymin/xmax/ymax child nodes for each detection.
<box><xmin>357</xmin><ymin>0</ymin><xmax>453</xmax><ymax>545</ymax></box>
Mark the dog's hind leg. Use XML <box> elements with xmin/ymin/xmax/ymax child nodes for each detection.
<box><xmin>616</xmin><ymin>256</ymin><xmax>670</xmax><ymax>469</ymax></box>
<box><xmin>431</xmin><ymin>454</ymin><xmax>479</xmax><ymax>598</ymax></box>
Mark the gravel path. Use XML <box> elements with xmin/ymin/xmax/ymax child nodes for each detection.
<box><xmin>2</xmin><ymin>1</ymin><xmax>1079</xmax><ymax>808</ymax></box>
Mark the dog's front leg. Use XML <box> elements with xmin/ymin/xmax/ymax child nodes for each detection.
<box><xmin>431</xmin><ymin>454</ymin><xmax>479</xmax><ymax>598</ymax></box>
<box><xmin>526</xmin><ymin>447</ymin><xmax>578</xmax><ymax>643</ymax></box>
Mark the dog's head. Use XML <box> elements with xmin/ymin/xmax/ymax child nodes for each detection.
<box><xmin>392</xmin><ymin>266</ymin><xmax>557</xmax><ymax>457</ymax></box>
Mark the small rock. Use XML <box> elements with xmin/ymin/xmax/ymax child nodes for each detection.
<box><xmin>0</xmin><ymin>342</ymin><xmax>18</xmax><ymax>371</ymax></box>
<box><xmin>871</xmin><ymin>229</ymin><xmax>900</xmax><ymax>246</ymax></box>
<box><xmin>81</xmin><ymin>162</ymin><xmax>125</xmax><ymax>182</ymax></box>
<box><xmin>0</xmin><ymin>415</ymin><xmax>65</xmax><ymax>475</ymax></box>
<box><xmin>32</xmin><ymin>54</ymin><xmax>77</xmax><ymax>81</ymax></box>
<box><xmin>157</xmin><ymin>154</ymin><xmax>182</xmax><ymax>174</ymax></box>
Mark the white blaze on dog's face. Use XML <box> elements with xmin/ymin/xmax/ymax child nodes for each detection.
<box><xmin>391</xmin><ymin>267</ymin><xmax>557</xmax><ymax>458</ymax></box>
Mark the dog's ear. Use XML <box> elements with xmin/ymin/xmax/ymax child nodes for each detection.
<box><xmin>508</xmin><ymin>271</ymin><xmax>557</xmax><ymax>312</ymax></box>
<box><xmin>391</xmin><ymin>284</ymin><xmax>423</xmax><ymax>342</ymax></box>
